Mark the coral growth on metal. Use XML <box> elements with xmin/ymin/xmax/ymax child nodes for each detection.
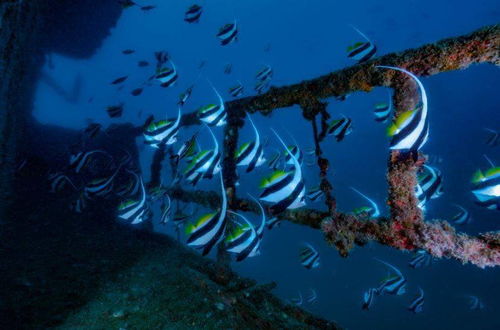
<box><xmin>155</xmin><ymin>25</ymin><xmax>500</xmax><ymax>268</ymax></box>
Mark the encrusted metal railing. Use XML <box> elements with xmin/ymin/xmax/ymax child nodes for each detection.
<box><xmin>154</xmin><ymin>25</ymin><xmax>500</xmax><ymax>268</ymax></box>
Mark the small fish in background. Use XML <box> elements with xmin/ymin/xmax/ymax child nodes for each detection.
<box><xmin>107</xmin><ymin>104</ymin><xmax>124</xmax><ymax>118</ymax></box>
<box><xmin>122</xmin><ymin>49</ymin><xmax>135</xmax><ymax>55</ymax></box>
<box><xmin>224</xmin><ymin>63</ymin><xmax>232</xmax><ymax>75</ymax></box>
<box><xmin>140</xmin><ymin>5</ymin><xmax>156</xmax><ymax>11</ymax></box>
<box><xmin>197</xmin><ymin>83</ymin><xmax>227</xmax><ymax>127</ymax></box>
<box><xmin>117</xmin><ymin>176</ymin><xmax>147</xmax><ymax>225</ymax></box>
<box><xmin>154</xmin><ymin>52</ymin><xmax>178</xmax><ymax>88</ymax></box>
<box><xmin>159</xmin><ymin>195</ymin><xmax>172</xmax><ymax>225</ymax></box>
<box><xmin>138</xmin><ymin>60</ymin><xmax>149</xmax><ymax>67</ymax></box>
<box><xmin>374</xmin><ymin>102</ymin><xmax>391</xmax><ymax>123</ymax></box>
<box><xmin>171</xmin><ymin>131</ymin><xmax>198</xmax><ymax>165</ymax></box>
<box><xmin>69</xmin><ymin>150</ymin><xmax>109</xmax><ymax>174</ymax></box>
<box><xmin>451</xmin><ymin>204</ymin><xmax>472</xmax><ymax>225</ymax></box>
<box><xmin>178</xmin><ymin>85</ymin><xmax>194</xmax><ymax>106</ymax></box>
<box><xmin>380</xmin><ymin>66</ymin><xmax>429</xmax><ymax>153</ymax></box>
<box><xmin>347</xmin><ymin>26</ymin><xmax>377</xmax><ymax>63</ymax></box>
<box><xmin>266</xmin><ymin>216</ymin><xmax>282</xmax><ymax>230</ymax></box>
<box><xmin>374</xmin><ymin>258</ymin><xmax>407</xmax><ymax>296</ymax></box>
<box><xmin>284</xmin><ymin>144</ymin><xmax>303</xmax><ymax>166</ymax></box>
<box><xmin>415</xmin><ymin>165</ymin><xmax>443</xmax><ymax>209</ymax></box>
<box><xmin>335</xmin><ymin>94</ymin><xmax>350</xmax><ymax>101</ymax></box>
<box><xmin>306</xmin><ymin>289</ymin><xmax>317</xmax><ymax>304</ymax></box>
<box><xmin>484</xmin><ymin>128</ymin><xmax>499</xmax><ymax>147</ymax></box>
<box><xmin>299</xmin><ymin>243</ymin><xmax>320</xmax><ymax>269</ymax></box>
<box><xmin>198</xmin><ymin>60</ymin><xmax>207</xmax><ymax>70</ymax></box>
<box><xmin>85</xmin><ymin>164</ymin><xmax>123</xmax><ymax>198</ymax></box>
<box><xmin>185</xmin><ymin>173</ymin><xmax>227</xmax><ymax>256</ymax></box>
<box><xmin>408</xmin><ymin>250</ymin><xmax>431</xmax><ymax>269</ymax></box>
<box><xmin>350</xmin><ymin>187</ymin><xmax>380</xmax><ymax>218</ymax></box>
<box><xmin>111</xmin><ymin>76</ymin><xmax>128</xmax><ymax>85</ymax></box>
<box><xmin>290</xmin><ymin>292</ymin><xmax>303</xmax><ymax>306</ymax></box>
<box><xmin>256</xmin><ymin>65</ymin><xmax>273</xmax><ymax>82</ymax></box>
<box><xmin>467</xmin><ymin>296</ymin><xmax>485</xmax><ymax>310</ymax></box>
<box><xmin>361</xmin><ymin>288</ymin><xmax>377</xmax><ymax>310</ymax></box>
<box><xmin>48</xmin><ymin>172</ymin><xmax>77</xmax><ymax>193</ymax></box>
<box><xmin>217</xmin><ymin>20</ymin><xmax>238</xmax><ymax>46</ymax></box>
<box><xmin>327</xmin><ymin>116</ymin><xmax>353</xmax><ymax>142</ymax></box>
<box><xmin>266</xmin><ymin>150</ymin><xmax>282</xmax><ymax>170</ymax></box>
<box><xmin>470</xmin><ymin>157</ymin><xmax>500</xmax><ymax>210</ymax></box>
<box><xmin>307</xmin><ymin>186</ymin><xmax>324</xmax><ymax>202</ymax></box>
<box><xmin>407</xmin><ymin>288</ymin><xmax>425</xmax><ymax>313</ymax></box>
<box><xmin>131</xmin><ymin>87</ymin><xmax>143</xmax><ymax>96</ymax></box>
<box><xmin>228</xmin><ymin>82</ymin><xmax>244</xmax><ymax>98</ymax></box>
<box><xmin>84</xmin><ymin>123</ymin><xmax>102</xmax><ymax>139</ymax></box>
<box><xmin>254</xmin><ymin>79</ymin><xmax>270</xmax><ymax>94</ymax></box>
<box><xmin>119</xmin><ymin>0</ymin><xmax>137</xmax><ymax>9</ymax></box>
<box><xmin>184</xmin><ymin>4</ymin><xmax>202</xmax><ymax>23</ymax></box>
<box><xmin>235</xmin><ymin>114</ymin><xmax>266</xmax><ymax>173</ymax></box>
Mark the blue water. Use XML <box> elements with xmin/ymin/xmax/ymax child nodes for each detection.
<box><xmin>33</xmin><ymin>0</ymin><xmax>499</xmax><ymax>329</ymax></box>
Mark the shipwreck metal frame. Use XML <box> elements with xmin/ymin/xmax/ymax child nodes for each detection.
<box><xmin>156</xmin><ymin>25</ymin><xmax>499</xmax><ymax>268</ymax></box>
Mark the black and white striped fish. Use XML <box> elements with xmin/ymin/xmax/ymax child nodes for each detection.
<box><xmin>116</xmin><ymin>169</ymin><xmax>141</xmax><ymax>197</ymax></box>
<box><xmin>184</xmin><ymin>4</ymin><xmax>202</xmax><ymax>23</ymax></box>
<box><xmin>484</xmin><ymin>128</ymin><xmax>498</xmax><ymax>147</ymax></box>
<box><xmin>186</xmin><ymin>172</ymin><xmax>227</xmax><ymax>256</ymax></box>
<box><xmin>178</xmin><ymin>85</ymin><xmax>194</xmax><ymax>107</ymax></box>
<box><xmin>69</xmin><ymin>150</ymin><xmax>109</xmax><ymax>174</ymax></box>
<box><xmin>159</xmin><ymin>195</ymin><xmax>172</xmax><ymax>225</ymax></box>
<box><xmin>307</xmin><ymin>186</ymin><xmax>324</xmax><ymax>202</ymax></box>
<box><xmin>470</xmin><ymin>163</ymin><xmax>500</xmax><ymax>210</ymax></box>
<box><xmin>284</xmin><ymin>145</ymin><xmax>304</xmax><ymax>166</ymax></box>
<box><xmin>290</xmin><ymin>292</ymin><xmax>303</xmax><ymax>306</ymax></box>
<box><xmin>347</xmin><ymin>26</ymin><xmax>377</xmax><ymax>63</ymax></box>
<box><xmin>408</xmin><ymin>250</ymin><xmax>431</xmax><ymax>269</ymax></box>
<box><xmin>85</xmin><ymin>164</ymin><xmax>123</xmax><ymax>198</ymax></box>
<box><xmin>256</xmin><ymin>65</ymin><xmax>273</xmax><ymax>82</ymax></box>
<box><xmin>184</xmin><ymin>126</ymin><xmax>221</xmax><ymax>184</ymax></box>
<box><xmin>225</xmin><ymin>210</ymin><xmax>263</xmax><ymax>262</ymax></box>
<box><xmin>451</xmin><ymin>204</ymin><xmax>471</xmax><ymax>225</ymax></box>
<box><xmin>171</xmin><ymin>132</ymin><xmax>198</xmax><ymax>165</ymax></box>
<box><xmin>350</xmin><ymin>187</ymin><xmax>380</xmax><ymax>218</ymax></box>
<box><xmin>84</xmin><ymin>123</ymin><xmax>102</xmax><ymax>139</ymax></box>
<box><xmin>143</xmin><ymin>107</ymin><xmax>181</xmax><ymax>148</ymax></box>
<box><xmin>362</xmin><ymin>288</ymin><xmax>377</xmax><ymax>310</ymax></box>
<box><xmin>106</xmin><ymin>104</ymin><xmax>124</xmax><ymax>118</ymax></box>
<box><xmin>327</xmin><ymin>116</ymin><xmax>352</xmax><ymax>142</ymax></box>
<box><xmin>267</xmin><ymin>149</ymin><xmax>282</xmax><ymax>170</ymax></box>
<box><xmin>235</xmin><ymin>114</ymin><xmax>266</xmax><ymax>173</ymax></box>
<box><xmin>117</xmin><ymin>176</ymin><xmax>147</xmax><ymax>225</ymax></box>
<box><xmin>408</xmin><ymin>288</ymin><xmax>424</xmax><ymax>313</ymax></box>
<box><xmin>374</xmin><ymin>98</ymin><xmax>392</xmax><ymax>123</ymax></box>
<box><xmin>375</xmin><ymin>258</ymin><xmax>406</xmax><ymax>296</ymax></box>
<box><xmin>415</xmin><ymin>165</ymin><xmax>443</xmax><ymax>209</ymax></box>
<box><xmin>155</xmin><ymin>59</ymin><xmax>178</xmax><ymax>88</ymax></box>
<box><xmin>228</xmin><ymin>82</ymin><xmax>244</xmax><ymax>97</ymax></box>
<box><xmin>197</xmin><ymin>85</ymin><xmax>226</xmax><ymax>127</ymax></box>
<box><xmin>259</xmin><ymin>130</ymin><xmax>306</xmax><ymax>214</ymax></box>
<box><xmin>254</xmin><ymin>79</ymin><xmax>270</xmax><ymax>94</ymax></box>
<box><xmin>299</xmin><ymin>243</ymin><xmax>320</xmax><ymax>269</ymax></box>
<box><xmin>216</xmin><ymin>20</ymin><xmax>238</xmax><ymax>46</ymax></box>
<box><xmin>380</xmin><ymin>66</ymin><xmax>429</xmax><ymax>152</ymax></box>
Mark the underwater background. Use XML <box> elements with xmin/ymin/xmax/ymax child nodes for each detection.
<box><xmin>18</xmin><ymin>0</ymin><xmax>500</xmax><ymax>329</ymax></box>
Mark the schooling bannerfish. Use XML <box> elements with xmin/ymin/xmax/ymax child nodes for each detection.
<box><xmin>350</xmin><ymin>187</ymin><xmax>380</xmax><ymax>218</ymax></box>
<box><xmin>470</xmin><ymin>157</ymin><xmax>499</xmax><ymax>210</ymax></box>
<box><xmin>380</xmin><ymin>66</ymin><xmax>429</xmax><ymax>153</ymax></box>
<box><xmin>184</xmin><ymin>4</ymin><xmax>202</xmax><ymax>23</ymax></box>
<box><xmin>307</xmin><ymin>186</ymin><xmax>324</xmax><ymax>202</ymax></box>
<box><xmin>159</xmin><ymin>195</ymin><xmax>172</xmax><ymax>225</ymax></box>
<box><xmin>409</xmin><ymin>250</ymin><xmax>432</xmax><ymax>269</ymax></box>
<box><xmin>197</xmin><ymin>84</ymin><xmax>226</xmax><ymax>126</ymax></box>
<box><xmin>484</xmin><ymin>128</ymin><xmax>498</xmax><ymax>147</ymax></box>
<box><xmin>347</xmin><ymin>26</ymin><xmax>377</xmax><ymax>63</ymax></box>
<box><xmin>186</xmin><ymin>172</ymin><xmax>227</xmax><ymax>256</ymax></box>
<box><xmin>467</xmin><ymin>296</ymin><xmax>485</xmax><ymax>310</ymax></box>
<box><xmin>217</xmin><ymin>21</ymin><xmax>238</xmax><ymax>45</ymax></box>
<box><xmin>415</xmin><ymin>165</ymin><xmax>443</xmax><ymax>209</ymax></box>
<box><xmin>362</xmin><ymin>288</ymin><xmax>377</xmax><ymax>310</ymax></box>
<box><xmin>375</xmin><ymin>258</ymin><xmax>406</xmax><ymax>296</ymax></box>
<box><xmin>408</xmin><ymin>288</ymin><xmax>425</xmax><ymax>313</ymax></box>
<box><xmin>259</xmin><ymin>130</ymin><xmax>305</xmax><ymax>214</ymax></box>
<box><xmin>107</xmin><ymin>104</ymin><xmax>124</xmax><ymax>118</ymax></box>
<box><xmin>256</xmin><ymin>65</ymin><xmax>273</xmax><ymax>82</ymax></box>
<box><xmin>111</xmin><ymin>76</ymin><xmax>128</xmax><ymax>85</ymax></box>
<box><xmin>143</xmin><ymin>107</ymin><xmax>181</xmax><ymax>148</ymax></box>
<box><xmin>306</xmin><ymin>289</ymin><xmax>317</xmax><ymax>304</ymax></box>
<box><xmin>327</xmin><ymin>116</ymin><xmax>352</xmax><ymax>142</ymax></box>
<box><xmin>299</xmin><ymin>243</ymin><xmax>320</xmax><ymax>269</ymax></box>
<box><xmin>235</xmin><ymin>114</ymin><xmax>266</xmax><ymax>173</ymax></box>
<box><xmin>451</xmin><ymin>204</ymin><xmax>472</xmax><ymax>225</ymax></box>
<box><xmin>117</xmin><ymin>175</ymin><xmax>147</xmax><ymax>225</ymax></box>
<box><xmin>229</xmin><ymin>82</ymin><xmax>244</xmax><ymax>97</ymax></box>
<box><xmin>178</xmin><ymin>85</ymin><xmax>194</xmax><ymax>106</ymax></box>
<box><xmin>69</xmin><ymin>150</ymin><xmax>109</xmax><ymax>174</ymax></box>
<box><xmin>184</xmin><ymin>126</ymin><xmax>221</xmax><ymax>184</ymax></box>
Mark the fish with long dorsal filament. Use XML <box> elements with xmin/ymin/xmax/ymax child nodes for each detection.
<box><xmin>374</xmin><ymin>258</ymin><xmax>406</xmax><ymax>296</ymax></box>
<box><xmin>407</xmin><ymin>288</ymin><xmax>425</xmax><ymax>313</ymax></box>
<box><xmin>197</xmin><ymin>82</ymin><xmax>227</xmax><ymax>127</ymax></box>
<box><xmin>347</xmin><ymin>26</ymin><xmax>377</xmax><ymax>62</ymax></box>
<box><xmin>217</xmin><ymin>20</ymin><xmax>238</xmax><ymax>45</ymax></box>
<box><xmin>235</xmin><ymin>114</ymin><xmax>266</xmax><ymax>173</ymax></box>
<box><xmin>415</xmin><ymin>165</ymin><xmax>443</xmax><ymax>209</ymax></box>
<box><xmin>186</xmin><ymin>172</ymin><xmax>227</xmax><ymax>256</ymax></box>
<box><xmin>408</xmin><ymin>249</ymin><xmax>432</xmax><ymax>269</ymax></box>
<box><xmin>184</xmin><ymin>126</ymin><xmax>221</xmax><ymax>185</ymax></box>
<box><xmin>117</xmin><ymin>175</ymin><xmax>147</xmax><ymax>225</ymax></box>
<box><xmin>361</xmin><ymin>288</ymin><xmax>377</xmax><ymax>310</ymax></box>
<box><xmin>143</xmin><ymin>107</ymin><xmax>181</xmax><ymax>148</ymax></box>
<box><xmin>184</xmin><ymin>4</ymin><xmax>202</xmax><ymax>23</ymax></box>
<box><xmin>259</xmin><ymin>129</ymin><xmax>306</xmax><ymax>214</ymax></box>
<box><xmin>299</xmin><ymin>243</ymin><xmax>320</xmax><ymax>269</ymax></box>
<box><xmin>451</xmin><ymin>204</ymin><xmax>472</xmax><ymax>225</ymax></box>
<box><xmin>350</xmin><ymin>187</ymin><xmax>380</xmax><ymax>218</ymax></box>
